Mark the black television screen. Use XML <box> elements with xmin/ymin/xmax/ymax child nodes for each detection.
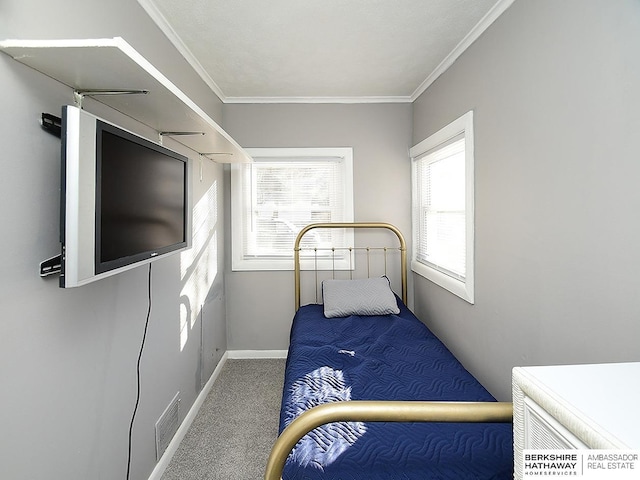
<box><xmin>60</xmin><ymin>105</ymin><xmax>191</xmax><ymax>288</ymax></box>
<box><xmin>96</xmin><ymin>123</ymin><xmax>188</xmax><ymax>272</ymax></box>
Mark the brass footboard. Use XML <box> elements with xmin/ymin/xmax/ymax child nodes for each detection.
<box><xmin>265</xmin><ymin>400</ymin><xmax>513</xmax><ymax>480</ymax></box>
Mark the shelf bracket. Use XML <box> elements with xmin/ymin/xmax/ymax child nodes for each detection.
<box><xmin>200</xmin><ymin>152</ymin><xmax>234</xmax><ymax>163</ymax></box>
<box><xmin>73</xmin><ymin>89</ymin><xmax>149</xmax><ymax>109</ymax></box>
<box><xmin>158</xmin><ymin>131</ymin><xmax>205</xmax><ymax>145</ymax></box>
<box><xmin>39</xmin><ymin>254</ymin><xmax>62</xmax><ymax>277</ymax></box>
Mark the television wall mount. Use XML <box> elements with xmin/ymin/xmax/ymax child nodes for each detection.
<box><xmin>39</xmin><ymin>111</ymin><xmax>65</xmax><ymax>277</ymax></box>
<box><xmin>40</xmin><ymin>254</ymin><xmax>62</xmax><ymax>277</ymax></box>
<box><xmin>41</xmin><ymin>113</ymin><xmax>62</xmax><ymax>137</ymax></box>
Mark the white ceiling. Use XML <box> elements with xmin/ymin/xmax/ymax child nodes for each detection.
<box><xmin>137</xmin><ymin>0</ymin><xmax>513</xmax><ymax>103</ymax></box>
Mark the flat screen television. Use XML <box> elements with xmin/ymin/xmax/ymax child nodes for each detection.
<box><xmin>60</xmin><ymin>105</ymin><xmax>192</xmax><ymax>288</ymax></box>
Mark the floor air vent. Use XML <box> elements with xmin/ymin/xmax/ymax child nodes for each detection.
<box><xmin>155</xmin><ymin>392</ymin><xmax>180</xmax><ymax>460</ymax></box>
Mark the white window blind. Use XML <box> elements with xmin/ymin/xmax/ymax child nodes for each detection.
<box><xmin>414</xmin><ymin>138</ymin><xmax>466</xmax><ymax>280</ymax></box>
<box><xmin>231</xmin><ymin>148</ymin><xmax>354</xmax><ymax>271</ymax></box>
<box><xmin>411</xmin><ymin>111</ymin><xmax>474</xmax><ymax>303</ymax></box>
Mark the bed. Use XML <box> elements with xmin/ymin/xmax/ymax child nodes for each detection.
<box><xmin>265</xmin><ymin>223</ymin><xmax>513</xmax><ymax>480</ymax></box>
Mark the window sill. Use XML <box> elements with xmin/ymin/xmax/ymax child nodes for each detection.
<box><xmin>411</xmin><ymin>260</ymin><xmax>474</xmax><ymax>304</ymax></box>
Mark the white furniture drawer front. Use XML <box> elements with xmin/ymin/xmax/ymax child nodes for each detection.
<box><xmin>524</xmin><ymin>396</ymin><xmax>587</xmax><ymax>450</ymax></box>
<box><xmin>513</xmin><ymin>363</ymin><xmax>640</xmax><ymax>480</ymax></box>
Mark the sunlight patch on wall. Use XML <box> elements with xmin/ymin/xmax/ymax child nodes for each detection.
<box><xmin>179</xmin><ymin>180</ymin><xmax>219</xmax><ymax>352</ymax></box>
<box><xmin>182</xmin><ymin>181</ymin><xmax>219</xmax><ymax>280</ymax></box>
<box><xmin>179</xmin><ymin>299</ymin><xmax>189</xmax><ymax>355</ymax></box>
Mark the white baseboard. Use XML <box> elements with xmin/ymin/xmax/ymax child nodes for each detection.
<box><xmin>147</xmin><ymin>349</ymin><xmax>287</xmax><ymax>479</ymax></box>
<box><xmin>227</xmin><ymin>349</ymin><xmax>288</xmax><ymax>359</ymax></box>
<box><xmin>147</xmin><ymin>351</ymin><xmax>229</xmax><ymax>480</ymax></box>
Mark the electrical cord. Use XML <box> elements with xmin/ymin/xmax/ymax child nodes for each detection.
<box><xmin>126</xmin><ymin>263</ymin><xmax>153</xmax><ymax>480</ymax></box>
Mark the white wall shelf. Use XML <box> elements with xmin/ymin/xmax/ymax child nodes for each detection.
<box><xmin>0</xmin><ymin>37</ymin><xmax>251</xmax><ymax>163</ymax></box>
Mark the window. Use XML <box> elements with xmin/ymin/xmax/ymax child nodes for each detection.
<box><xmin>231</xmin><ymin>147</ymin><xmax>354</xmax><ymax>271</ymax></box>
<box><xmin>410</xmin><ymin>111</ymin><xmax>474</xmax><ymax>303</ymax></box>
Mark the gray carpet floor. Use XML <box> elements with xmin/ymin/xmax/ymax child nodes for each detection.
<box><xmin>161</xmin><ymin>358</ymin><xmax>286</xmax><ymax>480</ymax></box>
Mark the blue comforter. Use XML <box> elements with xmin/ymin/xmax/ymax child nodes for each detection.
<box><xmin>279</xmin><ymin>301</ymin><xmax>513</xmax><ymax>480</ymax></box>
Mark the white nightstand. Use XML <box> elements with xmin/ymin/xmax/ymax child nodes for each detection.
<box><xmin>512</xmin><ymin>362</ymin><xmax>640</xmax><ymax>480</ymax></box>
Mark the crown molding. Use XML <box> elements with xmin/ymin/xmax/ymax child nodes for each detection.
<box><xmin>410</xmin><ymin>0</ymin><xmax>516</xmax><ymax>102</ymax></box>
<box><xmin>224</xmin><ymin>95</ymin><xmax>413</xmax><ymax>104</ymax></box>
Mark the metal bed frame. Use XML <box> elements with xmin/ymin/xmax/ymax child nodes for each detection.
<box><xmin>265</xmin><ymin>222</ymin><xmax>512</xmax><ymax>480</ymax></box>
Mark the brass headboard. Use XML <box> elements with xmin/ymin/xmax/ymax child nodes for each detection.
<box><xmin>293</xmin><ymin>222</ymin><xmax>407</xmax><ymax>310</ymax></box>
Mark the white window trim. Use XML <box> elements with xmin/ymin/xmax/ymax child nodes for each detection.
<box><xmin>231</xmin><ymin>147</ymin><xmax>354</xmax><ymax>271</ymax></box>
<box><xmin>410</xmin><ymin>111</ymin><xmax>474</xmax><ymax>304</ymax></box>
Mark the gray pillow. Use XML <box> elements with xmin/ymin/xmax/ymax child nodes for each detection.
<box><xmin>322</xmin><ymin>277</ymin><xmax>400</xmax><ymax>318</ymax></box>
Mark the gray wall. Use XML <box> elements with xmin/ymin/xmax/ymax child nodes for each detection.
<box><xmin>223</xmin><ymin>103</ymin><xmax>413</xmax><ymax>351</ymax></box>
<box><xmin>0</xmin><ymin>1</ymin><xmax>226</xmax><ymax>479</ymax></box>
<box><xmin>412</xmin><ymin>0</ymin><xmax>640</xmax><ymax>400</ymax></box>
